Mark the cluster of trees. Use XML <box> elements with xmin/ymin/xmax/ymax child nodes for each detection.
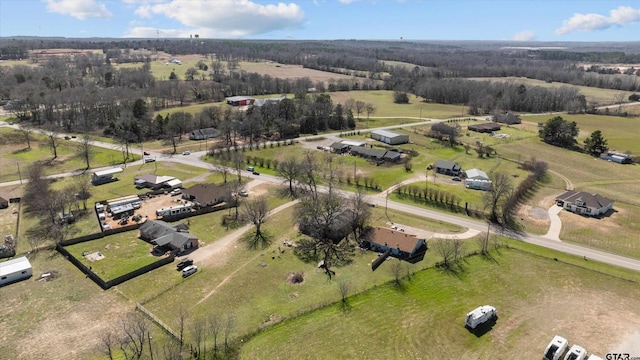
<box><xmin>22</xmin><ymin>164</ymin><xmax>92</xmax><ymax>250</ymax></box>
<box><xmin>539</xmin><ymin>115</ymin><xmax>611</xmax><ymax>157</ymax></box>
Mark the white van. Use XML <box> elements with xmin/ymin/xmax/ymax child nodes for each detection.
<box><xmin>182</xmin><ymin>265</ymin><xmax>198</xmax><ymax>278</ymax></box>
<box><xmin>464</xmin><ymin>305</ymin><xmax>497</xmax><ymax>329</ymax></box>
<box><xmin>564</xmin><ymin>345</ymin><xmax>587</xmax><ymax>360</ymax></box>
<box><xmin>544</xmin><ymin>335</ymin><xmax>569</xmax><ymax>360</ymax></box>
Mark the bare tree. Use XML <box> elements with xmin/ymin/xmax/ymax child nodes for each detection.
<box><xmin>176</xmin><ymin>307</ymin><xmax>188</xmax><ymax>352</ymax></box>
<box><xmin>74</xmin><ymin>175</ymin><xmax>92</xmax><ymax>210</ymax></box>
<box><xmin>231</xmin><ymin>151</ymin><xmax>244</xmax><ymax>183</ymax></box>
<box><xmin>435</xmin><ymin>240</ymin><xmax>456</xmax><ymax>270</ymax></box>
<box><xmin>277</xmin><ymin>156</ymin><xmax>300</xmax><ymax>196</ymax></box>
<box><xmin>190</xmin><ymin>318</ymin><xmax>206</xmax><ymax>359</ymax></box>
<box><xmin>348</xmin><ymin>189</ymin><xmax>372</xmax><ymax>242</ymax></box>
<box><xmin>77</xmin><ymin>133</ymin><xmax>93</xmax><ymax>169</ymax></box>
<box><xmin>212</xmin><ymin>159</ymin><xmax>230</xmax><ymax>184</ymax></box>
<box><xmin>98</xmin><ymin>327</ymin><xmax>118</xmax><ymax>360</ymax></box>
<box><xmin>242</xmin><ymin>196</ymin><xmax>271</xmax><ymax>249</ymax></box>
<box><xmin>365</xmin><ymin>103</ymin><xmax>375</xmax><ymax>120</ymax></box>
<box><xmin>208</xmin><ymin>314</ymin><xmax>222</xmax><ymax>356</ymax></box>
<box><xmin>161</xmin><ymin>339</ymin><xmax>182</xmax><ymax>360</ymax></box>
<box><xmin>119</xmin><ymin>312</ymin><xmax>149</xmax><ymax>360</ymax></box>
<box><xmin>337</xmin><ymin>279</ymin><xmax>351</xmax><ymax>310</ymax></box>
<box><xmin>224</xmin><ymin>313</ymin><xmax>235</xmax><ymax>350</ymax></box>
<box><xmin>299</xmin><ymin>151</ymin><xmax>319</xmax><ymax>198</ymax></box>
<box><xmin>354</xmin><ymin>100</ymin><xmax>365</xmax><ymax>120</ymax></box>
<box><xmin>41</xmin><ymin>129</ymin><xmax>60</xmax><ymax>159</ymax></box>
<box><xmin>482</xmin><ymin>172</ymin><xmax>514</xmax><ymax>223</ymax></box>
<box><xmin>18</xmin><ymin>125</ymin><xmax>32</xmax><ymax>149</ymax></box>
<box><xmin>389</xmin><ymin>261</ymin><xmax>404</xmax><ymax>287</ymax></box>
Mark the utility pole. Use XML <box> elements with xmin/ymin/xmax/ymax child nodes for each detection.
<box><xmin>385</xmin><ymin>190</ymin><xmax>390</xmax><ymax>222</ymax></box>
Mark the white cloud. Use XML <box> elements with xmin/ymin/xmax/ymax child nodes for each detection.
<box><xmin>512</xmin><ymin>30</ymin><xmax>536</xmax><ymax>41</ymax></box>
<box><xmin>556</xmin><ymin>6</ymin><xmax>640</xmax><ymax>35</ymax></box>
<box><xmin>130</xmin><ymin>0</ymin><xmax>305</xmax><ymax>38</ymax></box>
<box><xmin>44</xmin><ymin>0</ymin><xmax>112</xmax><ymax>20</ymax></box>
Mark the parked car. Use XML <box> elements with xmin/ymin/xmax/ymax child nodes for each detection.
<box><xmin>8</xmin><ymin>121</ymin><xmax>14</xmax><ymax>125</ymax></box>
<box><xmin>144</xmin><ymin>157</ymin><xmax>155</xmax><ymax>163</ymax></box>
<box><xmin>452</xmin><ymin>177</ymin><xmax>462</xmax><ymax>181</ymax></box>
<box><xmin>176</xmin><ymin>258</ymin><xmax>194</xmax><ymax>271</ymax></box>
<box><xmin>170</xmin><ymin>188</ymin><xmax>182</xmax><ymax>196</ymax></box>
<box><xmin>238</xmin><ymin>190</ymin><xmax>249</xmax><ymax>197</ymax></box>
<box><xmin>252</xmin><ymin>171</ymin><xmax>260</xmax><ymax>175</ymax></box>
<box><xmin>182</xmin><ymin>151</ymin><xmax>190</xmax><ymax>155</ymax></box>
<box><xmin>64</xmin><ymin>136</ymin><xmax>71</xmax><ymax>140</ymax></box>
<box><xmin>246</xmin><ymin>166</ymin><xmax>254</xmax><ymax>172</ymax></box>
<box><xmin>544</xmin><ymin>335</ymin><xmax>569</xmax><ymax>360</ymax></box>
<box><xmin>143</xmin><ymin>151</ymin><xmax>151</xmax><ymax>155</ymax></box>
<box><xmin>182</xmin><ymin>265</ymin><xmax>198</xmax><ymax>278</ymax></box>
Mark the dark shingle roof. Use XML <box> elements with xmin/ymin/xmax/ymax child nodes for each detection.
<box><xmin>556</xmin><ymin>190</ymin><xmax>613</xmax><ymax>209</ymax></box>
<box><xmin>434</xmin><ymin>160</ymin><xmax>460</xmax><ymax>171</ymax></box>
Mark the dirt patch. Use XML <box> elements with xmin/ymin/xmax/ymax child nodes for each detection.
<box><xmin>100</xmin><ymin>192</ymin><xmax>189</xmax><ymax>230</ymax></box>
<box><xmin>287</xmin><ymin>272</ymin><xmax>305</xmax><ymax>285</ymax></box>
<box><xmin>83</xmin><ymin>251</ymin><xmax>105</xmax><ymax>262</ymax></box>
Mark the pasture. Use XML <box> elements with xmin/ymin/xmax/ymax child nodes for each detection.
<box><xmin>240</xmin><ymin>244</ymin><xmax>640</xmax><ymax>359</ymax></box>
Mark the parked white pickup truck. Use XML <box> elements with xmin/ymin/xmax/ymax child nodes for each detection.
<box><xmin>464</xmin><ymin>305</ymin><xmax>497</xmax><ymax>330</ymax></box>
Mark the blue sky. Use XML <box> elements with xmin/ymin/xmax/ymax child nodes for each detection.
<box><xmin>1</xmin><ymin>0</ymin><xmax>640</xmax><ymax>41</ymax></box>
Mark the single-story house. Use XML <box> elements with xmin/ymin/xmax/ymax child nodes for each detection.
<box><xmin>464</xmin><ymin>168</ymin><xmax>492</xmax><ymax>190</ymax></box>
<box><xmin>0</xmin><ymin>256</ymin><xmax>32</xmax><ymax>286</ymax></box>
<box><xmin>350</xmin><ymin>146</ymin><xmax>402</xmax><ymax>163</ymax></box>
<box><xmin>555</xmin><ymin>190</ymin><xmax>614</xmax><ymax>217</ymax></box>
<box><xmin>434</xmin><ymin>160</ymin><xmax>462</xmax><ymax>176</ymax></box>
<box><xmin>0</xmin><ymin>196</ymin><xmax>8</xmax><ymax>209</ymax></box>
<box><xmin>134</xmin><ymin>174</ymin><xmax>176</xmax><ymax>189</ymax></box>
<box><xmin>181</xmin><ymin>183</ymin><xmax>227</xmax><ymax>208</ymax></box>
<box><xmin>330</xmin><ymin>142</ymin><xmax>350</xmax><ymax>154</ymax></box>
<box><xmin>226</xmin><ymin>96</ymin><xmax>255</xmax><ymax>107</ymax></box>
<box><xmin>189</xmin><ymin>127</ymin><xmax>220</xmax><ymax>140</ymax></box>
<box><xmin>370</xmin><ymin>129</ymin><xmax>409</xmax><ymax>145</ymax></box>
<box><xmin>494</xmin><ymin>113</ymin><xmax>521</xmax><ymax>124</ymax></box>
<box><xmin>600</xmin><ymin>151</ymin><xmax>633</xmax><ymax>164</ymax></box>
<box><xmin>139</xmin><ymin>220</ymin><xmax>198</xmax><ymax>253</ymax></box>
<box><xmin>468</xmin><ymin>122</ymin><xmax>501</xmax><ymax>133</ymax></box>
<box><xmin>364</xmin><ymin>227</ymin><xmax>427</xmax><ymax>259</ymax></box>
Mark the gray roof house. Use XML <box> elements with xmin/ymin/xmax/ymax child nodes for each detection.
<box><xmin>495</xmin><ymin>113</ymin><xmax>521</xmax><ymax>124</ymax></box>
<box><xmin>434</xmin><ymin>160</ymin><xmax>462</xmax><ymax>176</ymax></box>
<box><xmin>555</xmin><ymin>190</ymin><xmax>614</xmax><ymax>217</ymax></box>
<box><xmin>189</xmin><ymin>128</ymin><xmax>220</xmax><ymax>140</ymax></box>
<box><xmin>139</xmin><ymin>220</ymin><xmax>198</xmax><ymax>253</ymax></box>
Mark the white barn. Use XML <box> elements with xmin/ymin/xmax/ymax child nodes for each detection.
<box><xmin>370</xmin><ymin>129</ymin><xmax>409</xmax><ymax>145</ymax></box>
<box><xmin>0</xmin><ymin>256</ymin><xmax>32</xmax><ymax>286</ymax></box>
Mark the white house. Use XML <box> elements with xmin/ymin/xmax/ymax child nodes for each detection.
<box><xmin>0</xmin><ymin>256</ymin><xmax>32</xmax><ymax>286</ymax></box>
<box><xmin>555</xmin><ymin>190</ymin><xmax>614</xmax><ymax>217</ymax></box>
<box><xmin>464</xmin><ymin>168</ymin><xmax>492</xmax><ymax>190</ymax></box>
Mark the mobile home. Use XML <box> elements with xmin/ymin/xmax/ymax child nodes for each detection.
<box><xmin>0</xmin><ymin>256</ymin><xmax>32</xmax><ymax>286</ymax></box>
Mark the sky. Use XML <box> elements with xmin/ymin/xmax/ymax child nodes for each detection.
<box><xmin>1</xmin><ymin>0</ymin><xmax>640</xmax><ymax>42</ymax></box>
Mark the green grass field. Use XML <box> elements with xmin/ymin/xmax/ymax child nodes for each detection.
<box><xmin>240</xmin><ymin>244</ymin><xmax>640</xmax><ymax>359</ymax></box>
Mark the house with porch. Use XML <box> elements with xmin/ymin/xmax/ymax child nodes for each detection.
<box><xmin>555</xmin><ymin>190</ymin><xmax>614</xmax><ymax>217</ymax></box>
<box><xmin>434</xmin><ymin>160</ymin><xmax>462</xmax><ymax>176</ymax></box>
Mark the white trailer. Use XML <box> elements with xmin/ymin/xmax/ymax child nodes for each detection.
<box><xmin>544</xmin><ymin>335</ymin><xmax>569</xmax><ymax>360</ymax></box>
<box><xmin>156</xmin><ymin>203</ymin><xmax>192</xmax><ymax>218</ymax></box>
<box><xmin>0</xmin><ymin>256</ymin><xmax>33</xmax><ymax>286</ymax></box>
<box><xmin>92</xmin><ymin>168</ymin><xmax>123</xmax><ymax>184</ymax></box>
<box><xmin>464</xmin><ymin>305</ymin><xmax>497</xmax><ymax>329</ymax></box>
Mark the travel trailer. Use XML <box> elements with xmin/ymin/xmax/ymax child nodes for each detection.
<box><xmin>464</xmin><ymin>305</ymin><xmax>497</xmax><ymax>330</ymax></box>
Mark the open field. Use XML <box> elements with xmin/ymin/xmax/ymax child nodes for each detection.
<box><xmin>0</xmin><ymin>127</ymin><xmax>137</xmax><ymax>183</ymax></box>
<box><xmin>467</xmin><ymin>76</ymin><xmax>635</xmax><ymax>105</ymax></box>
<box><xmin>240</xmin><ymin>245</ymin><xmax>640</xmax><ymax>359</ymax></box>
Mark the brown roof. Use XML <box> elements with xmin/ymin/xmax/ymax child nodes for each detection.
<box><xmin>182</xmin><ymin>183</ymin><xmax>227</xmax><ymax>206</ymax></box>
<box><xmin>368</xmin><ymin>227</ymin><xmax>424</xmax><ymax>253</ymax></box>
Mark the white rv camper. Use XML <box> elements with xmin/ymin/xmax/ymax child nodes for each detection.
<box><xmin>544</xmin><ymin>335</ymin><xmax>569</xmax><ymax>360</ymax></box>
<box><xmin>156</xmin><ymin>203</ymin><xmax>192</xmax><ymax>218</ymax></box>
<box><xmin>564</xmin><ymin>345</ymin><xmax>587</xmax><ymax>360</ymax></box>
<box><xmin>464</xmin><ymin>305</ymin><xmax>497</xmax><ymax>329</ymax></box>
<box><xmin>0</xmin><ymin>256</ymin><xmax>33</xmax><ymax>286</ymax></box>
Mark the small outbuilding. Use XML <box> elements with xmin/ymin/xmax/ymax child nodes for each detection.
<box><xmin>464</xmin><ymin>168</ymin><xmax>492</xmax><ymax>190</ymax></box>
<box><xmin>600</xmin><ymin>151</ymin><xmax>633</xmax><ymax>164</ymax></box>
<box><xmin>92</xmin><ymin>168</ymin><xmax>123</xmax><ymax>185</ymax></box>
<box><xmin>370</xmin><ymin>129</ymin><xmax>409</xmax><ymax>145</ymax></box>
<box><xmin>225</xmin><ymin>96</ymin><xmax>255</xmax><ymax>106</ymax></box>
<box><xmin>0</xmin><ymin>256</ymin><xmax>32</xmax><ymax>286</ymax></box>
<box><xmin>189</xmin><ymin>128</ymin><xmax>220</xmax><ymax>140</ymax></box>
<box><xmin>134</xmin><ymin>174</ymin><xmax>176</xmax><ymax>189</ymax></box>
<box><xmin>468</xmin><ymin>122</ymin><xmax>501</xmax><ymax>133</ymax></box>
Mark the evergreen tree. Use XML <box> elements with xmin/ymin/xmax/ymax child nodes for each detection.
<box><xmin>584</xmin><ymin>130</ymin><xmax>608</xmax><ymax>156</ymax></box>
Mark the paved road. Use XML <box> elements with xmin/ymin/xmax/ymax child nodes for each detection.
<box><xmin>3</xmin><ymin>119</ymin><xmax>640</xmax><ymax>273</ymax></box>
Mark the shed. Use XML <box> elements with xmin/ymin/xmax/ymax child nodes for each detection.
<box><xmin>226</xmin><ymin>96</ymin><xmax>255</xmax><ymax>106</ymax></box>
<box><xmin>330</xmin><ymin>142</ymin><xmax>350</xmax><ymax>154</ymax></box>
<box><xmin>370</xmin><ymin>129</ymin><xmax>409</xmax><ymax>145</ymax></box>
<box><xmin>468</xmin><ymin>122</ymin><xmax>501</xmax><ymax>133</ymax></box>
<box><xmin>189</xmin><ymin>127</ymin><xmax>220</xmax><ymax>140</ymax></box>
<box><xmin>92</xmin><ymin>167</ymin><xmax>123</xmax><ymax>185</ymax></box>
<box><xmin>0</xmin><ymin>256</ymin><xmax>32</xmax><ymax>286</ymax></box>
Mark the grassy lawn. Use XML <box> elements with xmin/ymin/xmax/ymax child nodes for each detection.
<box><xmin>0</xmin><ymin>128</ymin><xmax>136</xmax><ymax>183</ymax></box>
<box><xmin>65</xmin><ymin>231</ymin><xmax>159</xmax><ymax>281</ymax></box>
<box><xmin>466</xmin><ymin>76</ymin><xmax>636</xmax><ymax>105</ymax></box>
<box><xmin>240</xmin><ymin>244</ymin><xmax>640</xmax><ymax>359</ymax></box>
